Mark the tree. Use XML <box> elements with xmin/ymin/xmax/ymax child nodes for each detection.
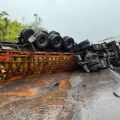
<box><xmin>0</xmin><ymin>11</ymin><xmax>9</xmax><ymax>18</ymax></box>
<box><xmin>0</xmin><ymin>11</ymin><xmax>25</xmax><ymax>42</ymax></box>
<box><xmin>3</xmin><ymin>20</ymin><xmax>25</xmax><ymax>42</ymax></box>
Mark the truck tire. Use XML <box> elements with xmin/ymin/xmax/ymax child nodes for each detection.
<box><xmin>40</xmin><ymin>30</ymin><xmax>49</xmax><ymax>35</ymax></box>
<box><xmin>79</xmin><ymin>43</ymin><xmax>91</xmax><ymax>50</ymax></box>
<box><xmin>63</xmin><ymin>36</ymin><xmax>74</xmax><ymax>51</ymax></box>
<box><xmin>86</xmin><ymin>59</ymin><xmax>103</xmax><ymax>72</ymax></box>
<box><xmin>73</xmin><ymin>43</ymin><xmax>79</xmax><ymax>52</ymax></box>
<box><xmin>87</xmin><ymin>59</ymin><xmax>100</xmax><ymax>67</ymax></box>
<box><xmin>89</xmin><ymin>63</ymin><xmax>102</xmax><ymax>71</ymax></box>
<box><xmin>50</xmin><ymin>35</ymin><xmax>63</xmax><ymax>50</ymax></box>
<box><xmin>20</xmin><ymin>29</ymin><xmax>35</xmax><ymax>43</ymax></box>
<box><xmin>49</xmin><ymin>34</ymin><xmax>55</xmax><ymax>40</ymax></box>
<box><xmin>63</xmin><ymin>36</ymin><xmax>68</xmax><ymax>41</ymax></box>
<box><xmin>78</xmin><ymin>40</ymin><xmax>90</xmax><ymax>47</ymax></box>
<box><xmin>19</xmin><ymin>29</ymin><xmax>26</xmax><ymax>43</ymax></box>
<box><xmin>49</xmin><ymin>31</ymin><xmax>60</xmax><ymax>36</ymax></box>
<box><xmin>33</xmin><ymin>32</ymin><xmax>49</xmax><ymax>49</ymax></box>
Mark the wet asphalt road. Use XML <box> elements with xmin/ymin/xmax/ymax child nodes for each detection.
<box><xmin>76</xmin><ymin>69</ymin><xmax>120</xmax><ymax>120</ymax></box>
<box><xmin>0</xmin><ymin>69</ymin><xmax>120</xmax><ymax>120</ymax></box>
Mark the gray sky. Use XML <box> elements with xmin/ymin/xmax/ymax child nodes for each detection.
<box><xmin>0</xmin><ymin>0</ymin><xmax>120</xmax><ymax>43</ymax></box>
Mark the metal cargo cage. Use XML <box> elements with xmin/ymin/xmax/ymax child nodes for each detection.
<box><xmin>0</xmin><ymin>49</ymin><xmax>76</xmax><ymax>82</ymax></box>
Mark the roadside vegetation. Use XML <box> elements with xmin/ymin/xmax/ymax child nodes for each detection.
<box><xmin>0</xmin><ymin>11</ymin><xmax>25</xmax><ymax>42</ymax></box>
<box><xmin>0</xmin><ymin>11</ymin><xmax>43</xmax><ymax>42</ymax></box>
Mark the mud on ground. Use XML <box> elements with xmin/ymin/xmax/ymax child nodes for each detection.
<box><xmin>0</xmin><ymin>69</ymin><xmax>120</xmax><ymax>120</ymax></box>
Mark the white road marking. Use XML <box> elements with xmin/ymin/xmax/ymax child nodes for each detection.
<box><xmin>108</xmin><ymin>68</ymin><xmax>120</xmax><ymax>79</ymax></box>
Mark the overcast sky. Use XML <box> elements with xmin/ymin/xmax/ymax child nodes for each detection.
<box><xmin>0</xmin><ymin>0</ymin><xmax>120</xmax><ymax>43</ymax></box>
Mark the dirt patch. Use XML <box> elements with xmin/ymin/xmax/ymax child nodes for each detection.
<box><xmin>46</xmin><ymin>98</ymin><xmax>65</xmax><ymax>105</ymax></box>
<box><xmin>5</xmin><ymin>88</ymin><xmax>39</xmax><ymax>97</ymax></box>
<box><xmin>0</xmin><ymin>72</ymin><xmax>73</xmax><ymax>120</ymax></box>
<box><xmin>58</xmin><ymin>80</ymin><xmax>70</xmax><ymax>91</ymax></box>
<box><xmin>41</xmin><ymin>89</ymin><xmax>67</xmax><ymax>98</ymax></box>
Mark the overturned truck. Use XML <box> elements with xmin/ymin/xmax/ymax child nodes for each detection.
<box><xmin>0</xmin><ymin>28</ymin><xmax>120</xmax><ymax>81</ymax></box>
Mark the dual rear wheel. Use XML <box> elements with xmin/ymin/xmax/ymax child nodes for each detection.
<box><xmin>18</xmin><ymin>29</ymin><xmax>75</xmax><ymax>52</ymax></box>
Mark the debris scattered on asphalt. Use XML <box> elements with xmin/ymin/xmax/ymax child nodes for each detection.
<box><xmin>113</xmin><ymin>92</ymin><xmax>120</xmax><ymax>98</ymax></box>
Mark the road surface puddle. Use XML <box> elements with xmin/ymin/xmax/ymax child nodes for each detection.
<box><xmin>5</xmin><ymin>88</ymin><xmax>39</xmax><ymax>97</ymax></box>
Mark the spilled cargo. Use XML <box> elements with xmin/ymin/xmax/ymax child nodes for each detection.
<box><xmin>0</xmin><ymin>49</ymin><xmax>76</xmax><ymax>82</ymax></box>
